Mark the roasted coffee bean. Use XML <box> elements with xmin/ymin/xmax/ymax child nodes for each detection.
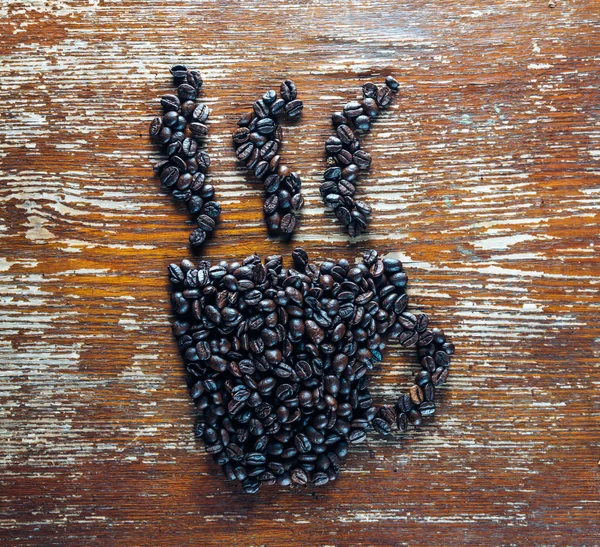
<box><xmin>256</xmin><ymin>117</ymin><xmax>276</xmax><ymax>135</ymax></box>
<box><xmin>385</xmin><ymin>75</ymin><xmax>400</xmax><ymax>91</ymax></box>
<box><xmin>336</xmin><ymin>124</ymin><xmax>354</xmax><ymax>144</ymax></box>
<box><xmin>326</xmin><ymin>136</ymin><xmax>343</xmax><ymax>154</ymax></box>
<box><xmin>160</xmin><ymin>165</ymin><xmax>179</xmax><ymax>187</ymax></box>
<box><xmin>280</xmin><ymin>212</ymin><xmax>296</xmax><ymax>234</ymax></box>
<box><xmin>170</xmin><ymin>64</ymin><xmax>188</xmax><ymax>80</ymax></box>
<box><xmin>236</xmin><ymin>141</ymin><xmax>254</xmax><ymax>161</ymax></box>
<box><xmin>178</xmin><ymin>83</ymin><xmax>197</xmax><ymax>101</ymax></box>
<box><xmin>376</xmin><ymin>85</ymin><xmax>393</xmax><ymax>107</ymax></box>
<box><xmin>284</xmin><ymin>99</ymin><xmax>303</xmax><ymax>117</ymax></box>
<box><xmin>190</xmin><ymin>122</ymin><xmax>209</xmax><ymax>138</ymax></box>
<box><xmin>149</xmin><ymin>116</ymin><xmax>163</xmax><ymax>138</ymax></box>
<box><xmin>362</xmin><ymin>98</ymin><xmax>379</xmax><ymax>118</ymax></box>
<box><xmin>160</xmin><ymin>94</ymin><xmax>180</xmax><ymax>111</ymax></box>
<box><xmin>280</xmin><ymin>79</ymin><xmax>297</xmax><ymax>102</ymax></box>
<box><xmin>362</xmin><ymin>82</ymin><xmax>377</xmax><ymax>98</ymax></box>
<box><xmin>186</xmin><ymin>70</ymin><xmax>203</xmax><ymax>89</ymax></box>
<box><xmin>353</xmin><ymin>150</ymin><xmax>372</xmax><ymax>169</ymax></box>
<box><xmin>254</xmin><ymin>99</ymin><xmax>270</xmax><ymax>119</ymax></box>
<box><xmin>353</xmin><ymin>115</ymin><xmax>370</xmax><ymax>132</ymax></box>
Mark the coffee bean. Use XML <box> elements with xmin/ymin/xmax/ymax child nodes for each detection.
<box><xmin>160</xmin><ymin>94</ymin><xmax>180</xmax><ymax>111</ymax></box>
<box><xmin>353</xmin><ymin>150</ymin><xmax>372</xmax><ymax>169</ymax></box>
<box><xmin>353</xmin><ymin>115</ymin><xmax>370</xmax><ymax>132</ymax></box>
<box><xmin>326</xmin><ymin>136</ymin><xmax>343</xmax><ymax>154</ymax></box>
<box><xmin>236</xmin><ymin>141</ymin><xmax>254</xmax><ymax>161</ymax></box>
<box><xmin>362</xmin><ymin>98</ymin><xmax>379</xmax><ymax>118</ymax></box>
<box><xmin>344</xmin><ymin>101</ymin><xmax>363</xmax><ymax>118</ymax></box>
<box><xmin>256</xmin><ymin>117</ymin><xmax>276</xmax><ymax>135</ymax></box>
<box><xmin>193</xmin><ymin>103</ymin><xmax>210</xmax><ymax>123</ymax></box>
<box><xmin>362</xmin><ymin>82</ymin><xmax>377</xmax><ymax>98</ymax></box>
<box><xmin>178</xmin><ymin>83</ymin><xmax>197</xmax><ymax>101</ymax></box>
<box><xmin>376</xmin><ymin>85</ymin><xmax>393</xmax><ymax>107</ymax></box>
<box><xmin>160</xmin><ymin>165</ymin><xmax>179</xmax><ymax>187</ymax></box>
<box><xmin>336</xmin><ymin>124</ymin><xmax>354</xmax><ymax>144</ymax></box>
<box><xmin>190</xmin><ymin>122</ymin><xmax>208</xmax><ymax>138</ymax></box>
<box><xmin>149</xmin><ymin>117</ymin><xmax>163</xmax><ymax>138</ymax></box>
<box><xmin>170</xmin><ymin>64</ymin><xmax>188</xmax><ymax>80</ymax></box>
<box><xmin>189</xmin><ymin>228</ymin><xmax>206</xmax><ymax>246</ymax></box>
<box><xmin>280</xmin><ymin>79</ymin><xmax>297</xmax><ymax>102</ymax></box>
<box><xmin>280</xmin><ymin>212</ymin><xmax>296</xmax><ymax>234</ymax></box>
<box><xmin>385</xmin><ymin>75</ymin><xmax>400</xmax><ymax>91</ymax></box>
<box><xmin>186</xmin><ymin>70</ymin><xmax>203</xmax><ymax>89</ymax></box>
<box><xmin>409</xmin><ymin>385</ymin><xmax>424</xmax><ymax>405</ymax></box>
<box><xmin>284</xmin><ymin>99</ymin><xmax>303</xmax><ymax>117</ymax></box>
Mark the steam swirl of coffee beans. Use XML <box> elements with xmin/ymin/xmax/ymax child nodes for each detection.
<box><xmin>232</xmin><ymin>81</ymin><xmax>304</xmax><ymax>235</ymax></box>
<box><xmin>169</xmin><ymin>248</ymin><xmax>452</xmax><ymax>493</ymax></box>
<box><xmin>320</xmin><ymin>76</ymin><xmax>400</xmax><ymax>237</ymax></box>
<box><xmin>149</xmin><ymin>65</ymin><xmax>221</xmax><ymax>248</ymax></box>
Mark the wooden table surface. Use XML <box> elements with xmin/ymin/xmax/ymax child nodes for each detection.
<box><xmin>1</xmin><ymin>1</ymin><xmax>599</xmax><ymax>545</ymax></box>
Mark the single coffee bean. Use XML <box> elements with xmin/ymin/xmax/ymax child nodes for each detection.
<box><xmin>280</xmin><ymin>79</ymin><xmax>297</xmax><ymax>102</ymax></box>
<box><xmin>160</xmin><ymin>94</ymin><xmax>180</xmax><ymax>111</ymax></box>
<box><xmin>178</xmin><ymin>83</ymin><xmax>197</xmax><ymax>101</ymax></box>
<box><xmin>284</xmin><ymin>99</ymin><xmax>303</xmax><ymax>117</ymax></box>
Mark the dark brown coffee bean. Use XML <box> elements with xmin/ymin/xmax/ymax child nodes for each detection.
<box><xmin>170</xmin><ymin>64</ymin><xmax>188</xmax><ymax>80</ymax></box>
<box><xmin>362</xmin><ymin>98</ymin><xmax>379</xmax><ymax>118</ymax></box>
<box><xmin>270</xmin><ymin>98</ymin><xmax>285</xmax><ymax>116</ymax></box>
<box><xmin>178</xmin><ymin>83</ymin><xmax>197</xmax><ymax>101</ymax></box>
<box><xmin>385</xmin><ymin>75</ymin><xmax>400</xmax><ymax>91</ymax></box>
<box><xmin>193</xmin><ymin>103</ymin><xmax>210</xmax><ymax>122</ymax></box>
<box><xmin>186</xmin><ymin>70</ymin><xmax>203</xmax><ymax>89</ymax></box>
<box><xmin>149</xmin><ymin>116</ymin><xmax>163</xmax><ymax>138</ymax></box>
<box><xmin>336</xmin><ymin>124</ymin><xmax>354</xmax><ymax>144</ymax></box>
<box><xmin>256</xmin><ymin>117</ymin><xmax>276</xmax><ymax>135</ymax></box>
<box><xmin>280</xmin><ymin>213</ymin><xmax>296</xmax><ymax>234</ymax></box>
<box><xmin>160</xmin><ymin>165</ymin><xmax>179</xmax><ymax>187</ymax></box>
<box><xmin>353</xmin><ymin>150</ymin><xmax>372</xmax><ymax>169</ymax></box>
<box><xmin>160</xmin><ymin>94</ymin><xmax>180</xmax><ymax>111</ymax></box>
<box><xmin>353</xmin><ymin>115</ymin><xmax>370</xmax><ymax>132</ymax></box>
<box><xmin>280</xmin><ymin>79</ymin><xmax>297</xmax><ymax>102</ymax></box>
<box><xmin>236</xmin><ymin>141</ymin><xmax>254</xmax><ymax>161</ymax></box>
<box><xmin>261</xmin><ymin>140</ymin><xmax>278</xmax><ymax>160</ymax></box>
<box><xmin>326</xmin><ymin>136</ymin><xmax>343</xmax><ymax>154</ymax></box>
<box><xmin>376</xmin><ymin>85</ymin><xmax>393</xmax><ymax>107</ymax></box>
<box><xmin>284</xmin><ymin>99</ymin><xmax>303</xmax><ymax>117</ymax></box>
<box><xmin>190</xmin><ymin>122</ymin><xmax>208</xmax><ymax>138</ymax></box>
<box><xmin>189</xmin><ymin>228</ymin><xmax>207</xmax><ymax>246</ymax></box>
<box><xmin>344</xmin><ymin>101</ymin><xmax>363</xmax><ymax>118</ymax></box>
<box><xmin>362</xmin><ymin>82</ymin><xmax>377</xmax><ymax>98</ymax></box>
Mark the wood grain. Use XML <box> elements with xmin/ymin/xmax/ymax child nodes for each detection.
<box><xmin>1</xmin><ymin>0</ymin><xmax>599</xmax><ymax>545</ymax></box>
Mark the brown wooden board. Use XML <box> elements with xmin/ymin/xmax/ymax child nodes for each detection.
<box><xmin>1</xmin><ymin>1</ymin><xmax>599</xmax><ymax>545</ymax></box>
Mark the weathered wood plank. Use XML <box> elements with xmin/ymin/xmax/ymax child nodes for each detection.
<box><xmin>1</xmin><ymin>0</ymin><xmax>599</xmax><ymax>545</ymax></box>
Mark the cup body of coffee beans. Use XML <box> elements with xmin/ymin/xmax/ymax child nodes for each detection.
<box><xmin>169</xmin><ymin>248</ymin><xmax>452</xmax><ymax>493</ymax></box>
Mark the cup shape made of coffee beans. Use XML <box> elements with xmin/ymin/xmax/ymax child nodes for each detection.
<box><xmin>169</xmin><ymin>248</ymin><xmax>453</xmax><ymax>493</ymax></box>
<box><xmin>232</xmin><ymin>81</ymin><xmax>304</xmax><ymax>236</ymax></box>
<box><xmin>149</xmin><ymin>66</ymin><xmax>221</xmax><ymax>248</ymax></box>
<box><xmin>320</xmin><ymin>75</ymin><xmax>400</xmax><ymax>238</ymax></box>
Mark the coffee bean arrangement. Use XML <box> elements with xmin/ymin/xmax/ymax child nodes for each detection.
<box><xmin>232</xmin><ymin>81</ymin><xmax>304</xmax><ymax>235</ymax></box>
<box><xmin>320</xmin><ymin>76</ymin><xmax>400</xmax><ymax>237</ymax></box>
<box><xmin>149</xmin><ymin>65</ymin><xmax>221</xmax><ymax>247</ymax></box>
<box><xmin>169</xmin><ymin>247</ymin><xmax>452</xmax><ymax>493</ymax></box>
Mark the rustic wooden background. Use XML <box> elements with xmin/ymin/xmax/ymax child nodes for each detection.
<box><xmin>1</xmin><ymin>0</ymin><xmax>599</xmax><ymax>545</ymax></box>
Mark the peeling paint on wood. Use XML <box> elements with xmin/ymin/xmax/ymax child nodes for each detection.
<box><xmin>1</xmin><ymin>0</ymin><xmax>599</xmax><ymax>546</ymax></box>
